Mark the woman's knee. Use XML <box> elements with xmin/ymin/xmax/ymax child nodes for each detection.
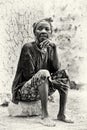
<box><xmin>37</xmin><ymin>69</ymin><xmax>50</xmax><ymax>80</ymax></box>
<box><xmin>31</xmin><ymin>69</ymin><xmax>50</xmax><ymax>88</ymax></box>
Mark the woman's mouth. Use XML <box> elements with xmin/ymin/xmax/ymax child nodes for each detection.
<box><xmin>40</xmin><ymin>33</ymin><xmax>48</xmax><ymax>38</ymax></box>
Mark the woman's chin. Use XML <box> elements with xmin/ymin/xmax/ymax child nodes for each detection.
<box><xmin>39</xmin><ymin>37</ymin><xmax>48</xmax><ymax>42</ymax></box>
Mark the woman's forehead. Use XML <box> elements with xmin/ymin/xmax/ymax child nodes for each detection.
<box><xmin>36</xmin><ymin>21</ymin><xmax>51</xmax><ymax>28</ymax></box>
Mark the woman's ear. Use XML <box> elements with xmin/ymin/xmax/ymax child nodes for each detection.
<box><xmin>33</xmin><ymin>22</ymin><xmax>37</xmax><ymax>35</ymax></box>
<box><xmin>33</xmin><ymin>22</ymin><xmax>36</xmax><ymax>28</ymax></box>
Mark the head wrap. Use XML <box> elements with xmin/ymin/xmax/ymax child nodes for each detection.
<box><xmin>33</xmin><ymin>17</ymin><xmax>53</xmax><ymax>34</ymax></box>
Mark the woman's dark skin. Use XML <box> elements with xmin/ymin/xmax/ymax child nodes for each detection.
<box><xmin>33</xmin><ymin>21</ymin><xmax>73</xmax><ymax>126</ymax></box>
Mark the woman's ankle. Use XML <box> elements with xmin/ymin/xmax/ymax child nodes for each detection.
<box><xmin>41</xmin><ymin>111</ymin><xmax>49</xmax><ymax>119</ymax></box>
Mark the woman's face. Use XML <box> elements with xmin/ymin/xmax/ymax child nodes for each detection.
<box><xmin>35</xmin><ymin>21</ymin><xmax>52</xmax><ymax>43</ymax></box>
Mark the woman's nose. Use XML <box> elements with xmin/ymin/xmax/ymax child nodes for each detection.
<box><xmin>41</xmin><ymin>29</ymin><xmax>47</xmax><ymax>33</ymax></box>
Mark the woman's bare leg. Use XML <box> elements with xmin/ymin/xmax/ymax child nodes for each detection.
<box><xmin>38</xmin><ymin>79</ymin><xmax>49</xmax><ymax>118</ymax></box>
<box><xmin>37</xmin><ymin>70</ymin><xmax>56</xmax><ymax>127</ymax></box>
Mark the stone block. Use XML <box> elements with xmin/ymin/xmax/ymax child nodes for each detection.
<box><xmin>8</xmin><ymin>101</ymin><xmax>41</xmax><ymax>117</ymax></box>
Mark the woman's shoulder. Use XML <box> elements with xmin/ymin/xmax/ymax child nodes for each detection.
<box><xmin>22</xmin><ymin>41</ymin><xmax>35</xmax><ymax>50</ymax></box>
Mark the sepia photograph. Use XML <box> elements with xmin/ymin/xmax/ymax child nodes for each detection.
<box><xmin>0</xmin><ymin>0</ymin><xmax>87</xmax><ymax>129</ymax></box>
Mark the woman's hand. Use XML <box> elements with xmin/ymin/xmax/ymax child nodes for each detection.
<box><xmin>40</xmin><ymin>39</ymin><xmax>56</xmax><ymax>49</ymax></box>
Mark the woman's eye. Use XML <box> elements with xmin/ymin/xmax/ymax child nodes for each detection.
<box><xmin>37</xmin><ymin>26</ymin><xmax>50</xmax><ymax>31</ymax></box>
<box><xmin>38</xmin><ymin>27</ymin><xmax>43</xmax><ymax>31</ymax></box>
<box><xmin>45</xmin><ymin>27</ymin><xmax>50</xmax><ymax>31</ymax></box>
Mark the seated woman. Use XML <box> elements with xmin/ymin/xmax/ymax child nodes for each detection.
<box><xmin>12</xmin><ymin>18</ymin><xmax>73</xmax><ymax>127</ymax></box>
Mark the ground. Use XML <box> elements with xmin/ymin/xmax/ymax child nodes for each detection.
<box><xmin>0</xmin><ymin>88</ymin><xmax>87</xmax><ymax>130</ymax></box>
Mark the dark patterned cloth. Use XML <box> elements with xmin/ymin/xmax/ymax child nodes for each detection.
<box><xmin>51</xmin><ymin>69</ymin><xmax>70</xmax><ymax>85</ymax></box>
<box><xmin>16</xmin><ymin>70</ymin><xmax>56</xmax><ymax>102</ymax></box>
<box><xmin>16</xmin><ymin>69</ymin><xmax>69</xmax><ymax>102</ymax></box>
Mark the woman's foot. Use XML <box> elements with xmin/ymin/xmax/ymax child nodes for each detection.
<box><xmin>39</xmin><ymin>117</ymin><xmax>56</xmax><ymax>127</ymax></box>
<box><xmin>57</xmin><ymin>114</ymin><xmax>74</xmax><ymax>123</ymax></box>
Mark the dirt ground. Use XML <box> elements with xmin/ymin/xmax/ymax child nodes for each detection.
<box><xmin>0</xmin><ymin>88</ymin><xmax>87</xmax><ymax>130</ymax></box>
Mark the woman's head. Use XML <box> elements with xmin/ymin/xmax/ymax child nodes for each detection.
<box><xmin>33</xmin><ymin>18</ymin><xmax>53</xmax><ymax>42</ymax></box>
